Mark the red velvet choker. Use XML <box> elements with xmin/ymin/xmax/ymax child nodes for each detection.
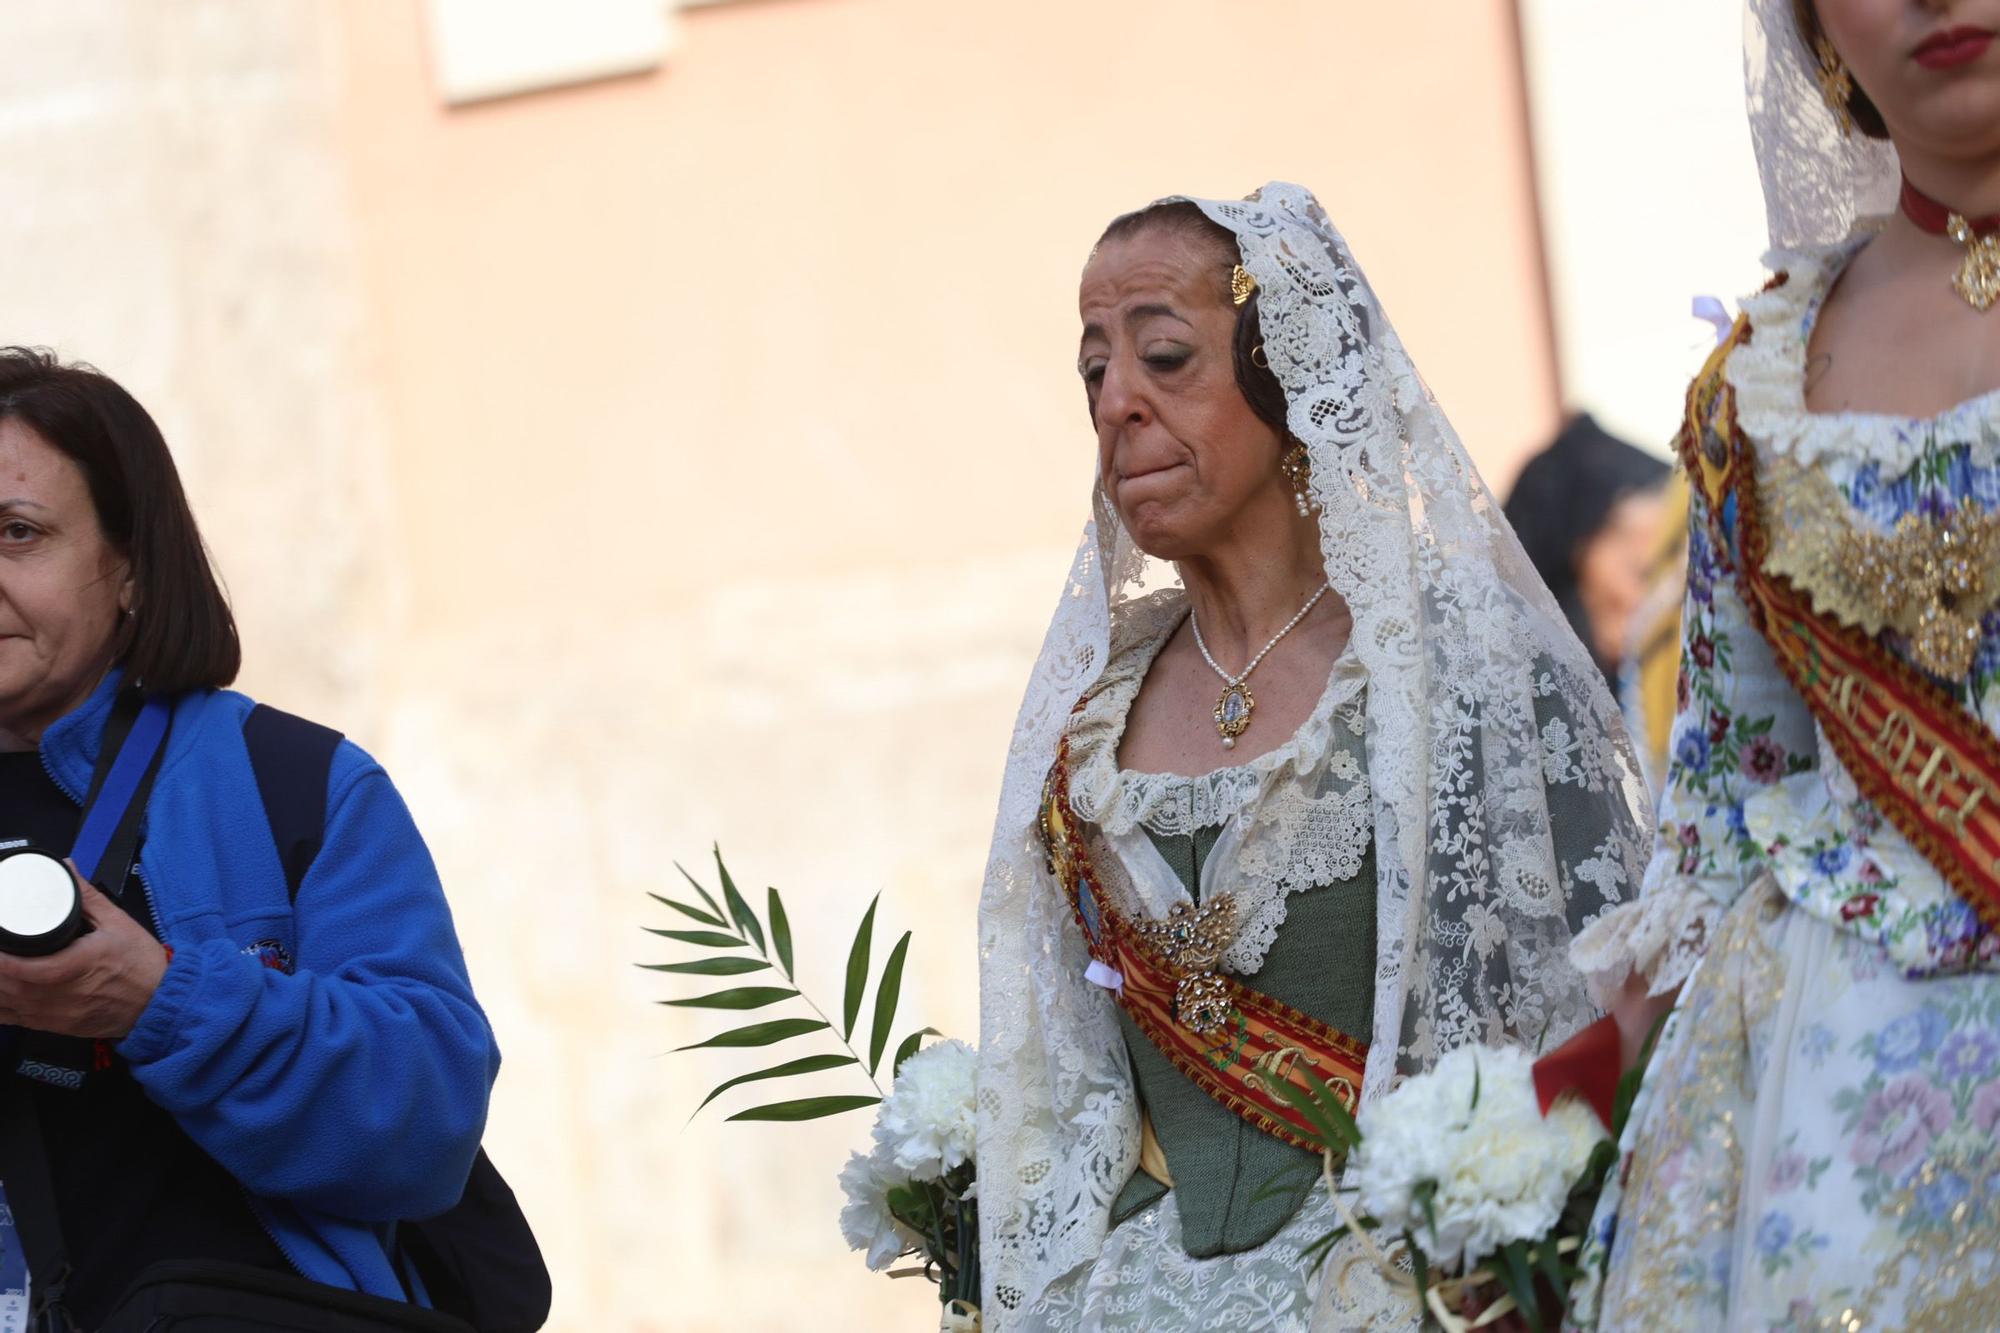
<box><xmin>1900</xmin><ymin>174</ymin><xmax>2000</xmax><ymax>311</ymax></box>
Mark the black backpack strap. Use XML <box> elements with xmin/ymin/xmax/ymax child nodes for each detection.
<box><xmin>238</xmin><ymin>703</ymin><xmax>552</xmax><ymax>1331</ymax></box>
<box><xmin>402</xmin><ymin>1151</ymin><xmax>552</xmax><ymax>1333</ymax></box>
<box><xmin>241</xmin><ymin>705</ymin><xmax>343</xmax><ymax>903</ymax></box>
<box><xmin>0</xmin><ymin>1081</ymin><xmax>79</xmax><ymax>1329</ymax></box>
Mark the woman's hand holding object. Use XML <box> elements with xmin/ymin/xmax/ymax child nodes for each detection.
<box><xmin>0</xmin><ymin>869</ymin><xmax>168</xmax><ymax>1039</ymax></box>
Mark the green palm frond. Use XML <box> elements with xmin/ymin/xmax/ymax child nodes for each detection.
<box><xmin>644</xmin><ymin>848</ymin><xmax>934</xmax><ymax>1122</ymax></box>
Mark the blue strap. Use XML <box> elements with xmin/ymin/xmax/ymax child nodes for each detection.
<box><xmin>68</xmin><ymin>696</ymin><xmax>169</xmax><ymax>884</ymax></box>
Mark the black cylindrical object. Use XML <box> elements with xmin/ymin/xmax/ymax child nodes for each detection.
<box><xmin>0</xmin><ymin>846</ymin><xmax>83</xmax><ymax>956</ymax></box>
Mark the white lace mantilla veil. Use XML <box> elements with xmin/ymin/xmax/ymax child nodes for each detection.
<box><xmin>973</xmin><ymin>182</ymin><xmax>1652</xmax><ymax>1325</ymax></box>
<box><xmin>1745</xmin><ymin>0</ymin><xmax>1897</xmax><ymax>250</ymax></box>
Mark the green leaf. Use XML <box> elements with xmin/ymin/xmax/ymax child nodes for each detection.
<box><xmin>1470</xmin><ymin>1055</ymin><xmax>1482</xmax><ymax>1112</ymax></box>
<box><xmin>1534</xmin><ymin>1236</ymin><xmax>1568</xmax><ymax>1304</ymax></box>
<box><xmin>885</xmin><ymin>1182</ymin><xmax>942</xmax><ymax>1234</ymax></box>
<box><xmin>675</xmin><ymin>1017</ymin><xmax>827</xmax><ymax>1051</ymax></box>
<box><xmin>843</xmin><ymin>895</ymin><xmax>879</xmax><ymax>1041</ymax></box>
<box><xmin>647</xmin><ymin>892</ymin><xmax>727</xmax><ymax>928</ymax></box>
<box><xmin>1414</xmin><ymin>1180</ymin><xmax>1440</xmax><ymax>1246</ymax></box>
<box><xmin>1301</xmin><ymin>1212</ymin><xmax>1371</xmax><ymax>1267</ymax></box>
<box><xmin>716</xmin><ymin>849</ymin><xmax>766</xmax><ymax>955</ymax></box>
<box><xmin>893</xmin><ymin>1027</ymin><xmax>942</xmax><ymax>1077</ymax></box>
<box><xmin>1247</xmin><ymin>1159</ymin><xmax>1321</xmax><ymax>1207</ymax></box>
<box><xmin>726</xmin><ymin>1094</ymin><xmax>881</xmax><ymax>1122</ymax></box>
<box><xmin>693</xmin><ymin>1053</ymin><xmax>856</xmax><ymax>1115</ymax></box>
<box><xmin>1612</xmin><ymin>1012</ymin><xmax>1671</xmax><ymax>1135</ymax></box>
<box><xmin>768</xmin><ymin>887</ymin><xmax>795</xmax><ymax>979</ymax></box>
<box><xmin>1502</xmin><ymin>1241</ymin><xmax>1545</xmax><ymax>1333</ymax></box>
<box><xmin>868</xmin><ymin>931</ymin><xmax>912</xmax><ymax>1075</ymax></box>
<box><xmin>660</xmin><ymin>986</ymin><xmax>799</xmax><ymax>1010</ymax></box>
<box><xmin>1296</xmin><ymin>1064</ymin><xmax>1364</xmax><ymax>1153</ymax></box>
<box><xmin>676</xmin><ymin>862</ymin><xmax>729</xmax><ymax>924</ymax></box>
<box><xmin>1267</xmin><ymin>1076</ymin><xmax>1341</xmax><ymax>1151</ymax></box>
<box><xmin>637</xmin><ymin>957</ymin><xmax>770</xmax><ymax>976</ymax></box>
<box><xmin>645</xmin><ymin>928</ymin><xmax>748</xmax><ymax>949</ymax></box>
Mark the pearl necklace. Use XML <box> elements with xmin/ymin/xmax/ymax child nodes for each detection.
<box><xmin>1189</xmin><ymin>582</ymin><xmax>1332</xmax><ymax>749</ymax></box>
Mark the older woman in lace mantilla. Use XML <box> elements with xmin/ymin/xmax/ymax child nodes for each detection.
<box><xmin>974</xmin><ymin>185</ymin><xmax>1652</xmax><ymax>1333</ymax></box>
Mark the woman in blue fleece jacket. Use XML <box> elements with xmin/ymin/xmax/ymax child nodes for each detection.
<box><xmin>0</xmin><ymin>346</ymin><xmax>497</xmax><ymax>1326</ymax></box>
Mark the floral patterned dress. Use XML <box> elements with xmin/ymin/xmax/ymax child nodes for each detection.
<box><xmin>1573</xmin><ymin>236</ymin><xmax>2000</xmax><ymax>1330</ymax></box>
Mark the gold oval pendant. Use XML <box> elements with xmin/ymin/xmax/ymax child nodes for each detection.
<box><xmin>1214</xmin><ymin>682</ymin><xmax>1254</xmax><ymax>746</ymax></box>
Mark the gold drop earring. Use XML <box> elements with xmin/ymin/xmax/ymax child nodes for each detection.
<box><xmin>1282</xmin><ymin>443</ymin><xmax>1318</xmax><ymax>519</ymax></box>
<box><xmin>1815</xmin><ymin>35</ymin><xmax>1855</xmax><ymax>136</ymax></box>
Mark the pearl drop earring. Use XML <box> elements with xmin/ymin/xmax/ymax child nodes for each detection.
<box><xmin>1282</xmin><ymin>444</ymin><xmax>1316</xmax><ymax>518</ymax></box>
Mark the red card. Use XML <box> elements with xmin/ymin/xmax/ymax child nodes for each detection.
<box><xmin>1532</xmin><ymin>1014</ymin><xmax>1622</xmax><ymax>1130</ymax></box>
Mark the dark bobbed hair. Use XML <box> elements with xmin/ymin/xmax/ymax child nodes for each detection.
<box><xmin>1793</xmin><ymin>0</ymin><xmax>1891</xmax><ymax>140</ymax></box>
<box><xmin>1094</xmin><ymin>202</ymin><xmax>1295</xmax><ymax>442</ymax></box>
<box><xmin>0</xmin><ymin>347</ymin><xmax>239</xmax><ymax>693</ymax></box>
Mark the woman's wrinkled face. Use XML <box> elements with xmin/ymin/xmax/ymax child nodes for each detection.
<box><xmin>1819</xmin><ymin>0</ymin><xmax>2000</xmax><ymax>156</ymax></box>
<box><xmin>0</xmin><ymin>418</ymin><xmax>129</xmax><ymax>743</ymax></box>
<box><xmin>1078</xmin><ymin>226</ymin><xmax>1288</xmax><ymax>560</ymax></box>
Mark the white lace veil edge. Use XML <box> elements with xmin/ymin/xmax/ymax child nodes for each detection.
<box><xmin>1745</xmin><ymin>0</ymin><xmax>1898</xmax><ymax>251</ymax></box>
<box><xmin>974</xmin><ymin>182</ymin><xmax>1653</xmax><ymax>1326</ymax></box>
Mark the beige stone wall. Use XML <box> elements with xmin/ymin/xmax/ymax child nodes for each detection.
<box><xmin>2</xmin><ymin>1</ymin><xmax>397</xmax><ymax>726</ymax></box>
<box><xmin>1521</xmin><ymin>0</ymin><xmax>1771</xmax><ymax>450</ymax></box>
<box><xmin>4</xmin><ymin>3</ymin><xmax>1560</xmax><ymax>1329</ymax></box>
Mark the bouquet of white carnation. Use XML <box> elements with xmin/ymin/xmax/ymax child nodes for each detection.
<box><xmin>1280</xmin><ymin>1020</ymin><xmax>1641</xmax><ymax>1333</ymax></box>
<box><xmin>649</xmin><ymin>852</ymin><xmax>981</xmax><ymax>1332</ymax></box>
<box><xmin>839</xmin><ymin>1039</ymin><xmax>981</xmax><ymax>1329</ymax></box>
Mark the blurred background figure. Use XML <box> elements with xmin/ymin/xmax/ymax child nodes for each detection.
<box><xmin>1619</xmin><ymin>474</ymin><xmax>1692</xmax><ymax>798</ymax></box>
<box><xmin>1503</xmin><ymin>413</ymin><xmax>1671</xmax><ymax>685</ymax></box>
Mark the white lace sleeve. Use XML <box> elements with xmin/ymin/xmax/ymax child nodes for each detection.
<box><xmin>1570</xmin><ymin>878</ymin><xmax>1726</xmax><ymax>1003</ymax></box>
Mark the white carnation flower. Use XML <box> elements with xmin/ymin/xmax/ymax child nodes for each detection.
<box><xmin>874</xmin><ymin>1038</ymin><xmax>978</xmax><ymax>1180</ymax></box>
<box><xmin>1351</xmin><ymin>1044</ymin><xmax>1605</xmax><ymax>1271</ymax></box>
<box><xmin>838</xmin><ymin>1142</ymin><xmax>917</xmax><ymax>1271</ymax></box>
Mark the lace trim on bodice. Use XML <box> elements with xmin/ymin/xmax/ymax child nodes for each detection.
<box><xmin>1065</xmin><ymin>591</ymin><xmax>1373</xmax><ymax>976</ymax></box>
<box><xmin>1728</xmin><ymin>233</ymin><xmax>2000</xmax><ymax>479</ymax></box>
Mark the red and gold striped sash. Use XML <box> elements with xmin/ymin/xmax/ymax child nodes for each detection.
<box><xmin>1687</xmin><ymin>306</ymin><xmax>2000</xmax><ymax>937</ymax></box>
<box><xmin>1038</xmin><ymin>740</ymin><xmax>1369</xmax><ymax>1153</ymax></box>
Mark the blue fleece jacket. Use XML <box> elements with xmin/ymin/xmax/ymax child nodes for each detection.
<box><xmin>33</xmin><ymin>673</ymin><xmax>499</xmax><ymax>1300</ymax></box>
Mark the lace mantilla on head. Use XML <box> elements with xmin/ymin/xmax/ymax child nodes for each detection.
<box><xmin>1745</xmin><ymin>0</ymin><xmax>1898</xmax><ymax>251</ymax></box>
<box><xmin>1063</xmin><ymin>589</ymin><xmax>1373</xmax><ymax>976</ymax></box>
<box><xmin>1728</xmin><ymin>239</ymin><xmax>2000</xmax><ymax>479</ymax></box>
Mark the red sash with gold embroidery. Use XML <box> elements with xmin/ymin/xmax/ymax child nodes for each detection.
<box><xmin>1687</xmin><ymin>302</ymin><xmax>2000</xmax><ymax>937</ymax></box>
<box><xmin>1038</xmin><ymin>738</ymin><xmax>1369</xmax><ymax>1153</ymax></box>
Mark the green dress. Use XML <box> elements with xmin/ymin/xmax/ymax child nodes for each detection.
<box><xmin>1108</xmin><ymin>799</ymin><xmax>1378</xmax><ymax>1257</ymax></box>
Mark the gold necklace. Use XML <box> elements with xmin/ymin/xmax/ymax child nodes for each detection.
<box><xmin>1947</xmin><ymin>214</ymin><xmax>2000</xmax><ymax>313</ymax></box>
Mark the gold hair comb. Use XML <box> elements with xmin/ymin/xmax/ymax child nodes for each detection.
<box><xmin>1231</xmin><ymin>264</ymin><xmax>1257</xmax><ymax>307</ymax></box>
